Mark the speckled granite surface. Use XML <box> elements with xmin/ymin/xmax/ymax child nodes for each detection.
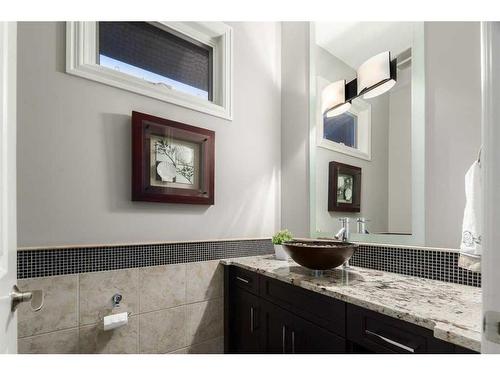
<box><xmin>221</xmin><ymin>255</ymin><xmax>482</xmax><ymax>352</ymax></box>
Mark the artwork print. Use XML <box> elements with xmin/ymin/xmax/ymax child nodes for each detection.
<box><xmin>150</xmin><ymin>134</ymin><xmax>200</xmax><ymax>190</ymax></box>
<box><xmin>132</xmin><ymin>111</ymin><xmax>215</xmax><ymax>205</ymax></box>
<box><xmin>337</xmin><ymin>174</ymin><xmax>354</xmax><ymax>203</ymax></box>
<box><xmin>328</xmin><ymin>161</ymin><xmax>361</xmax><ymax>212</ymax></box>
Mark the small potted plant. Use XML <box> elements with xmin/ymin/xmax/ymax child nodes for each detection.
<box><xmin>272</xmin><ymin>229</ymin><xmax>293</xmax><ymax>260</ymax></box>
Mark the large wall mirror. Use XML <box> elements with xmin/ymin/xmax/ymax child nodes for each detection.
<box><xmin>309</xmin><ymin>22</ymin><xmax>425</xmax><ymax>246</ymax></box>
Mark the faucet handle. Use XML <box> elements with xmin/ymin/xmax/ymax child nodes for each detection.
<box><xmin>338</xmin><ymin>217</ymin><xmax>350</xmax><ymax>224</ymax></box>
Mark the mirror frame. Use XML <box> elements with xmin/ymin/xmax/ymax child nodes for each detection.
<box><xmin>308</xmin><ymin>22</ymin><xmax>426</xmax><ymax>246</ymax></box>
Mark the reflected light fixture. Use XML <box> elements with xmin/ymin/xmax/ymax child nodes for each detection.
<box><xmin>357</xmin><ymin>51</ymin><xmax>397</xmax><ymax>99</ymax></box>
<box><xmin>322</xmin><ymin>80</ymin><xmax>351</xmax><ymax>117</ymax></box>
<box><xmin>322</xmin><ymin>51</ymin><xmax>398</xmax><ymax>117</ymax></box>
<box><xmin>325</xmin><ymin>102</ymin><xmax>351</xmax><ymax>117</ymax></box>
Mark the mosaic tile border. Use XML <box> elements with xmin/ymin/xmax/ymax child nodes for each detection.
<box><xmin>17</xmin><ymin>239</ymin><xmax>274</xmax><ymax>279</ymax></box>
<box><xmin>18</xmin><ymin>240</ymin><xmax>481</xmax><ymax>287</ymax></box>
<box><xmin>350</xmin><ymin>244</ymin><xmax>481</xmax><ymax>287</ymax></box>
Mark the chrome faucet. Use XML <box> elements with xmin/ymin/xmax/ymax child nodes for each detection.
<box><xmin>335</xmin><ymin>218</ymin><xmax>351</xmax><ymax>269</ymax></box>
<box><xmin>356</xmin><ymin>218</ymin><xmax>370</xmax><ymax>234</ymax></box>
<box><xmin>334</xmin><ymin>218</ymin><xmax>350</xmax><ymax>242</ymax></box>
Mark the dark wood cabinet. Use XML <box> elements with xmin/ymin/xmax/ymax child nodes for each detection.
<box><xmin>346</xmin><ymin>304</ymin><xmax>454</xmax><ymax>353</ymax></box>
<box><xmin>225</xmin><ymin>265</ymin><xmax>347</xmax><ymax>354</ymax></box>
<box><xmin>224</xmin><ymin>265</ymin><xmax>477</xmax><ymax>354</ymax></box>
<box><xmin>290</xmin><ymin>309</ymin><xmax>346</xmax><ymax>353</ymax></box>
<box><xmin>259</xmin><ymin>300</ymin><xmax>345</xmax><ymax>354</ymax></box>
<box><xmin>260</xmin><ymin>272</ymin><xmax>346</xmax><ymax>336</ymax></box>
<box><xmin>260</xmin><ymin>300</ymin><xmax>295</xmax><ymax>353</ymax></box>
<box><xmin>229</xmin><ymin>288</ymin><xmax>261</xmax><ymax>353</ymax></box>
<box><xmin>346</xmin><ymin>304</ymin><xmax>477</xmax><ymax>354</ymax></box>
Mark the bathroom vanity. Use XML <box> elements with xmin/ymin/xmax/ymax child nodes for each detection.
<box><xmin>222</xmin><ymin>256</ymin><xmax>481</xmax><ymax>354</ymax></box>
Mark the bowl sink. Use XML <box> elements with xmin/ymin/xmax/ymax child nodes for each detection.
<box><xmin>282</xmin><ymin>239</ymin><xmax>358</xmax><ymax>270</ymax></box>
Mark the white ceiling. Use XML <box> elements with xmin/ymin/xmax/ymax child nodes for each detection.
<box><xmin>315</xmin><ymin>22</ymin><xmax>417</xmax><ymax>69</ymax></box>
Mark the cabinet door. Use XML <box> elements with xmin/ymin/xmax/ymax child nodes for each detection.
<box><xmin>260</xmin><ymin>300</ymin><xmax>346</xmax><ymax>354</ymax></box>
<box><xmin>260</xmin><ymin>300</ymin><xmax>295</xmax><ymax>353</ymax></box>
<box><xmin>230</xmin><ymin>289</ymin><xmax>261</xmax><ymax>353</ymax></box>
<box><xmin>292</xmin><ymin>315</ymin><xmax>346</xmax><ymax>354</ymax></box>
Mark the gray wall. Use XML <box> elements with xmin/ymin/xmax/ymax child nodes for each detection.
<box><xmin>425</xmin><ymin>22</ymin><xmax>481</xmax><ymax>248</ymax></box>
<box><xmin>388</xmin><ymin>67</ymin><xmax>412</xmax><ymax>233</ymax></box>
<box><xmin>17</xmin><ymin>22</ymin><xmax>282</xmax><ymax>247</ymax></box>
<box><xmin>281</xmin><ymin>22</ymin><xmax>310</xmax><ymax>237</ymax></box>
<box><xmin>314</xmin><ymin>46</ymin><xmax>389</xmax><ymax>235</ymax></box>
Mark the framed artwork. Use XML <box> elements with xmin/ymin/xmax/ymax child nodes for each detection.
<box><xmin>328</xmin><ymin>161</ymin><xmax>361</xmax><ymax>212</ymax></box>
<box><xmin>132</xmin><ymin>111</ymin><xmax>215</xmax><ymax>204</ymax></box>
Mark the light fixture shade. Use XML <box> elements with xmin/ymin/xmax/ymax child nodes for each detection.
<box><xmin>362</xmin><ymin>79</ymin><xmax>396</xmax><ymax>99</ymax></box>
<box><xmin>322</xmin><ymin>80</ymin><xmax>346</xmax><ymax>114</ymax></box>
<box><xmin>357</xmin><ymin>51</ymin><xmax>395</xmax><ymax>99</ymax></box>
<box><xmin>325</xmin><ymin>102</ymin><xmax>351</xmax><ymax>118</ymax></box>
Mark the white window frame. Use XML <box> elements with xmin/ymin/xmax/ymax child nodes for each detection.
<box><xmin>316</xmin><ymin>76</ymin><xmax>372</xmax><ymax>161</ymax></box>
<box><xmin>66</xmin><ymin>22</ymin><xmax>233</xmax><ymax>120</ymax></box>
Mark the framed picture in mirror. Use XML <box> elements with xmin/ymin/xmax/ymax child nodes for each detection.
<box><xmin>328</xmin><ymin>161</ymin><xmax>361</xmax><ymax>212</ymax></box>
<box><xmin>132</xmin><ymin>111</ymin><xmax>215</xmax><ymax>204</ymax></box>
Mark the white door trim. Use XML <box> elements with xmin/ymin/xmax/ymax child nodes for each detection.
<box><xmin>0</xmin><ymin>21</ymin><xmax>17</xmax><ymax>354</ymax></box>
<box><xmin>481</xmin><ymin>21</ymin><xmax>500</xmax><ymax>353</ymax></box>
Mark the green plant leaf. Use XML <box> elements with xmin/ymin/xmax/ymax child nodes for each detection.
<box><xmin>272</xmin><ymin>229</ymin><xmax>293</xmax><ymax>245</ymax></box>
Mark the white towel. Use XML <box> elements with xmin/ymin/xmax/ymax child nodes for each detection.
<box><xmin>458</xmin><ymin>160</ymin><xmax>482</xmax><ymax>272</ymax></box>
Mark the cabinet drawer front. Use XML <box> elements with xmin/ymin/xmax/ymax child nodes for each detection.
<box><xmin>260</xmin><ymin>275</ymin><xmax>346</xmax><ymax>336</ymax></box>
<box><xmin>229</xmin><ymin>266</ymin><xmax>259</xmax><ymax>295</ymax></box>
<box><xmin>346</xmin><ymin>304</ymin><xmax>455</xmax><ymax>354</ymax></box>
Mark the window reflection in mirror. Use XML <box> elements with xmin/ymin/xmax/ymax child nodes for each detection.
<box><xmin>323</xmin><ymin>112</ymin><xmax>358</xmax><ymax>148</ymax></box>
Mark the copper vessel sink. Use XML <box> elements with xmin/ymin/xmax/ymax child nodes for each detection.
<box><xmin>282</xmin><ymin>239</ymin><xmax>358</xmax><ymax>270</ymax></box>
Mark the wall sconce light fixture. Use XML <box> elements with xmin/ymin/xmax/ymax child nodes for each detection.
<box><xmin>322</xmin><ymin>80</ymin><xmax>351</xmax><ymax>117</ymax></box>
<box><xmin>322</xmin><ymin>51</ymin><xmax>398</xmax><ymax>117</ymax></box>
<box><xmin>357</xmin><ymin>51</ymin><xmax>397</xmax><ymax>99</ymax></box>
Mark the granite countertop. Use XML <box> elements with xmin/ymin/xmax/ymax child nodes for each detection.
<box><xmin>221</xmin><ymin>255</ymin><xmax>482</xmax><ymax>352</ymax></box>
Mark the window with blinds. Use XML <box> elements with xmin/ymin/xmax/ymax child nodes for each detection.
<box><xmin>98</xmin><ymin>22</ymin><xmax>213</xmax><ymax>101</ymax></box>
<box><xmin>323</xmin><ymin>111</ymin><xmax>358</xmax><ymax>148</ymax></box>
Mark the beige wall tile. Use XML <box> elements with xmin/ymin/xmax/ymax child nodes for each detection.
<box><xmin>168</xmin><ymin>347</ymin><xmax>189</xmax><ymax>354</ymax></box>
<box><xmin>186</xmin><ymin>261</ymin><xmax>223</xmax><ymax>303</ymax></box>
<box><xmin>187</xmin><ymin>336</ymin><xmax>224</xmax><ymax>354</ymax></box>
<box><xmin>79</xmin><ymin>316</ymin><xmax>138</xmax><ymax>354</ymax></box>
<box><xmin>186</xmin><ymin>298</ymin><xmax>223</xmax><ymax>346</ymax></box>
<box><xmin>139</xmin><ymin>306</ymin><xmax>186</xmax><ymax>354</ymax></box>
<box><xmin>18</xmin><ymin>328</ymin><xmax>79</xmax><ymax>354</ymax></box>
<box><xmin>17</xmin><ymin>262</ymin><xmax>225</xmax><ymax>354</ymax></box>
<box><xmin>139</xmin><ymin>264</ymin><xmax>186</xmax><ymax>313</ymax></box>
<box><xmin>168</xmin><ymin>337</ymin><xmax>224</xmax><ymax>354</ymax></box>
<box><xmin>79</xmin><ymin>268</ymin><xmax>138</xmax><ymax>325</ymax></box>
<box><xmin>17</xmin><ymin>275</ymin><xmax>78</xmax><ymax>338</ymax></box>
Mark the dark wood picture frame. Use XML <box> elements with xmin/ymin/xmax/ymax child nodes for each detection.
<box><xmin>132</xmin><ymin>111</ymin><xmax>215</xmax><ymax>205</ymax></box>
<box><xmin>328</xmin><ymin>161</ymin><xmax>361</xmax><ymax>212</ymax></box>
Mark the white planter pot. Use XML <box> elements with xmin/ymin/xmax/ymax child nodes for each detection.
<box><xmin>274</xmin><ymin>244</ymin><xmax>289</xmax><ymax>260</ymax></box>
